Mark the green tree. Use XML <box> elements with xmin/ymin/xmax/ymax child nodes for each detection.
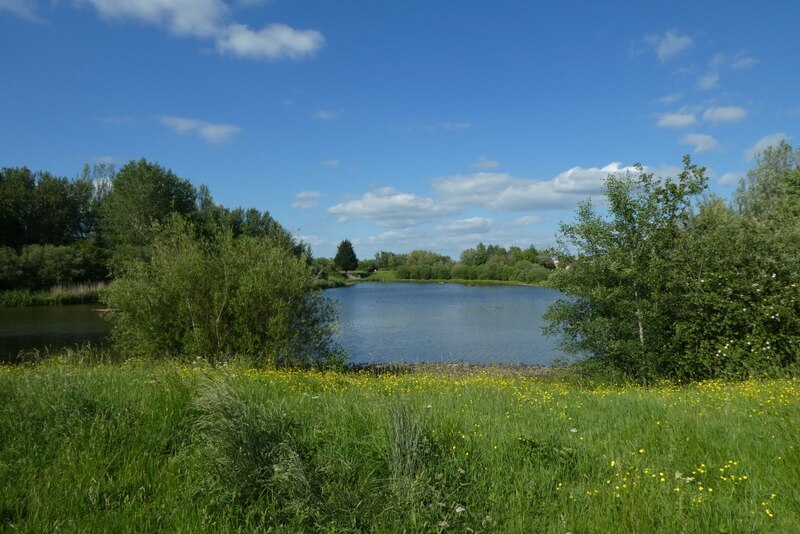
<box><xmin>735</xmin><ymin>140</ymin><xmax>800</xmax><ymax>218</ymax></box>
<box><xmin>105</xmin><ymin>216</ymin><xmax>343</xmax><ymax>368</ymax></box>
<box><xmin>99</xmin><ymin>159</ymin><xmax>197</xmax><ymax>265</ymax></box>
<box><xmin>666</xmin><ymin>198</ymin><xmax>800</xmax><ymax>379</ymax></box>
<box><xmin>334</xmin><ymin>239</ymin><xmax>358</xmax><ymax>272</ymax></box>
<box><xmin>544</xmin><ymin>157</ymin><xmax>707</xmax><ymax>381</ymax></box>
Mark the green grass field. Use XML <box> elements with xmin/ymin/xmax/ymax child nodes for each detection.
<box><xmin>2</xmin><ymin>359</ymin><xmax>798</xmax><ymax>532</ymax></box>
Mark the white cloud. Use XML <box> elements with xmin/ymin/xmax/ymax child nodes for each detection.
<box><xmin>80</xmin><ymin>0</ymin><xmax>323</xmax><ymax>61</ymax></box>
<box><xmin>732</xmin><ymin>56</ymin><xmax>757</xmax><ymax>70</ymax></box>
<box><xmin>436</xmin><ymin>217</ymin><xmax>493</xmax><ymax>235</ymax></box>
<box><xmin>508</xmin><ymin>215</ymin><xmax>542</xmax><ymax>227</ymax></box>
<box><xmin>438</xmin><ymin>121</ymin><xmax>472</xmax><ymax>131</ymax></box>
<box><xmin>697</xmin><ymin>71</ymin><xmax>720</xmax><ymax>90</ymax></box>
<box><xmin>655</xmin><ymin>93</ymin><xmax>682</xmax><ymax>105</ymax></box>
<box><xmin>328</xmin><ymin>187</ymin><xmax>457</xmax><ymax>228</ymax></box>
<box><xmin>703</xmin><ymin>106</ymin><xmax>747</xmax><ymax>124</ymax></box>
<box><xmin>718</xmin><ymin>172</ymin><xmax>742</xmax><ymax>186</ymax></box>
<box><xmin>680</xmin><ymin>133</ymin><xmax>721</xmax><ymax>153</ymax></box>
<box><xmin>0</xmin><ymin>0</ymin><xmax>43</xmax><ymax>22</ymax></box>
<box><xmin>217</xmin><ymin>23</ymin><xmax>324</xmax><ymax>60</ymax></box>
<box><xmin>745</xmin><ymin>133</ymin><xmax>790</xmax><ymax>161</ymax></box>
<box><xmin>657</xmin><ymin>111</ymin><xmax>696</xmax><ymax>129</ymax></box>
<box><xmin>321</xmin><ymin>159</ymin><xmax>340</xmax><ymax>168</ymax></box>
<box><xmin>433</xmin><ymin>163</ymin><xmax>640</xmax><ymax>211</ymax></box>
<box><xmin>159</xmin><ymin>115</ymin><xmax>240</xmax><ymax>143</ymax></box>
<box><xmin>313</xmin><ymin>109</ymin><xmax>342</xmax><ymax>121</ymax></box>
<box><xmin>646</xmin><ymin>29</ymin><xmax>693</xmax><ymax>62</ymax></box>
<box><xmin>292</xmin><ymin>190</ymin><xmax>322</xmax><ymax>210</ymax></box>
<box><xmin>82</xmin><ymin>0</ymin><xmax>226</xmax><ymax>37</ymax></box>
<box><xmin>470</xmin><ymin>156</ymin><xmax>501</xmax><ymax>170</ymax></box>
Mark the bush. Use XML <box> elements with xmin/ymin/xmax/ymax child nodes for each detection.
<box><xmin>105</xmin><ymin>217</ymin><xmax>343</xmax><ymax>368</ymax></box>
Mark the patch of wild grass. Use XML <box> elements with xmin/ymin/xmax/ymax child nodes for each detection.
<box><xmin>2</xmin><ymin>358</ymin><xmax>799</xmax><ymax>531</ymax></box>
<box><xmin>0</xmin><ymin>282</ymin><xmax>106</xmax><ymax>307</ymax></box>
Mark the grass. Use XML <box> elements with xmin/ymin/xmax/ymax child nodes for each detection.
<box><xmin>2</xmin><ymin>356</ymin><xmax>799</xmax><ymax>532</ymax></box>
<box><xmin>0</xmin><ymin>282</ymin><xmax>107</xmax><ymax>307</ymax></box>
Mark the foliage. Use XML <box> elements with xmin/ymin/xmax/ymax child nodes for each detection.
<box><xmin>544</xmin><ymin>157</ymin><xmax>708</xmax><ymax>381</ymax></box>
<box><xmin>370</xmin><ymin>243</ymin><xmax>555</xmax><ymax>284</ymax></box>
<box><xmin>334</xmin><ymin>239</ymin><xmax>358</xmax><ymax>272</ymax></box>
<box><xmin>548</xmin><ymin>146</ymin><xmax>800</xmax><ymax>381</ymax></box>
<box><xmin>666</xmin><ymin>199</ymin><xmax>800</xmax><ymax>379</ymax></box>
<box><xmin>105</xmin><ymin>217</ymin><xmax>343</xmax><ymax>368</ymax></box>
<box><xmin>99</xmin><ymin>159</ymin><xmax>197</xmax><ymax>266</ymax></box>
<box><xmin>735</xmin><ymin>140</ymin><xmax>800</xmax><ymax>219</ymax></box>
<box><xmin>0</xmin><ymin>167</ymin><xmax>95</xmax><ymax>249</ymax></box>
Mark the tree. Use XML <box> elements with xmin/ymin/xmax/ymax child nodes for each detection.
<box><xmin>665</xmin><ymin>197</ymin><xmax>800</xmax><ymax>379</ymax></box>
<box><xmin>735</xmin><ymin>140</ymin><xmax>800</xmax><ymax>218</ymax></box>
<box><xmin>105</xmin><ymin>216</ymin><xmax>343</xmax><ymax>368</ymax></box>
<box><xmin>544</xmin><ymin>157</ymin><xmax>707</xmax><ymax>381</ymax></box>
<box><xmin>334</xmin><ymin>239</ymin><xmax>358</xmax><ymax>273</ymax></box>
<box><xmin>99</xmin><ymin>159</ymin><xmax>197</xmax><ymax>265</ymax></box>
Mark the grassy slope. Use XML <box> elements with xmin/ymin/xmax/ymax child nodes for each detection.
<box><xmin>1</xmin><ymin>361</ymin><xmax>798</xmax><ymax>532</ymax></box>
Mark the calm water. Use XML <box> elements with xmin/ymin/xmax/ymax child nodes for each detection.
<box><xmin>0</xmin><ymin>283</ymin><xmax>567</xmax><ymax>364</ymax></box>
<box><xmin>0</xmin><ymin>304</ymin><xmax>112</xmax><ymax>362</ymax></box>
<box><xmin>328</xmin><ymin>283</ymin><xmax>565</xmax><ymax>365</ymax></box>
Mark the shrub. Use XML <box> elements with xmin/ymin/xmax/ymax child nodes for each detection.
<box><xmin>105</xmin><ymin>217</ymin><xmax>343</xmax><ymax>368</ymax></box>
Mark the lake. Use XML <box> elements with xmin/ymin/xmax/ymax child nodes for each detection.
<box><xmin>0</xmin><ymin>283</ymin><xmax>567</xmax><ymax>365</ymax></box>
<box><xmin>0</xmin><ymin>303</ymin><xmax>111</xmax><ymax>362</ymax></box>
<box><xmin>328</xmin><ymin>283</ymin><xmax>565</xmax><ymax>365</ymax></box>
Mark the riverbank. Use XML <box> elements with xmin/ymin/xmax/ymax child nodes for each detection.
<box><xmin>0</xmin><ymin>286</ymin><xmax>104</xmax><ymax>307</ymax></box>
<box><xmin>2</xmin><ymin>358</ymin><xmax>797</xmax><ymax>532</ymax></box>
<box><xmin>356</xmin><ymin>269</ymin><xmax>552</xmax><ymax>287</ymax></box>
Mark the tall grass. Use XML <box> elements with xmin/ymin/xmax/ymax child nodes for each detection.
<box><xmin>2</xmin><ymin>358</ymin><xmax>799</xmax><ymax>531</ymax></box>
<box><xmin>0</xmin><ymin>281</ymin><xmax>107</xmax><ymax>307</ymax></box>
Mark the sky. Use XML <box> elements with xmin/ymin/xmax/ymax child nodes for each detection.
<box><xmin>2</xmin><ymin>1</ymin><xmax>799</xmax><ymax>259</ymax></box>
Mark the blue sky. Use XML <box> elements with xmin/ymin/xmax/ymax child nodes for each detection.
<box><xmin>2</xmin><ymin>1</ymin><xmax>799</xmax><ymax>259</ymax></box>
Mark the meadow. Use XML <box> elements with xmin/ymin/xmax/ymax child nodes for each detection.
<box><xmin>1</xmin><ymin>357</ymin><xmax>798</xmax><ymax>532</ymax></box>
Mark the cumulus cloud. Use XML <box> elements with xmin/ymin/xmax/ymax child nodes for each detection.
<box><xmin>80</xmin><ymin>0</ymin><xmax>323</xmax><ymax>61</ymax></box>
<box><xmin>657</xmin><ymin>111</ymin><xmax>696</xmax><ymax>129</ymax></box>
<box><xmin>217</xmin><ymin>23</ymin><xmax>324</xmax><ymax>60</ymax></box>
<box><xmin>703</xmin><ymin>106</ymin><xmax>747</xmax><ymax>124</ymax></box>
<box><xmin>328</xmin><ymin>187</ymin><xmax>457</xmax><ymax>227</ymax></box>
<box><xmin>82</xmin><ymin>0</ymin><xmax>226</xmax><ymax>37</ymax></box>
<box><xmin>646</xmin><ymin>29</ymin><xmax>693</xmax><ymax>62</ymax></box>
<box><xmin>436</xmin><ymin>217</ymin><xmax>493</xmax><ymax>235</ymax></box>
<box><xmin>508</xmin><ymin>215</ymin><xmax>542</xmax><ymax>227</ymax></box>
<box><xmin>745</xmin><ymin>133</ymin><xmax>790</xmax><ymax>161</ymax></box>
<box><xmin>655</xmin><ymin>93</ymin><xmax>682</xmax><ymax>105</ymax></box>
<box><xmin>321</xmin><ymin>159</ymin><xmax>340</xmax><ymax>168</ymax></box>
<box><xmin>732</xmin><ymin>56</ymin><xmax>757</xmax><ymax>70</ymax></box>
<box><xmin>718</xmin><ymin>172</ymin><xmax>742</xmax><ymax>186</ymax></box>
<box><xmin>292</xmin><ymin>190</ymin><xmax>322</xmax><ymax>210</ymax></box>
<box><xmin>680</xmin><ymin>133</ymin><xmax>721</xmax><ymax>153</ymax></box>
<box><xmin>470</xmin><ymin>156</ymin><xmax>501</xmax><ymax>170</ymax></box>
<box><xmin>697</xmin><ymin>71</ymin><xmax>720</xmax><ymax>90</ymax></box>
<box><xmin>159</xmin><ymin>115</ymin><xmax>240</xmax><ymax>143</ymax></box>
<box><xmin>433</xmin><ymin>163</ymin><xmax>640</xmax><ymax>211</ymax></box>
<box><xmin>0</xmin><ymin>0</ymin><xmax>43</xmax><ymax>22</ymax></box>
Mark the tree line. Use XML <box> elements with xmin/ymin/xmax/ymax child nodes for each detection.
<box><xmin>319</xmin><ymin>242</ymin><xmax>558</xmax><ymax>284</ymax></box>
<box><xmin>0</xmin><ymin>159</ymin><xmax>303</xmax><ymax>292</ymax></box>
